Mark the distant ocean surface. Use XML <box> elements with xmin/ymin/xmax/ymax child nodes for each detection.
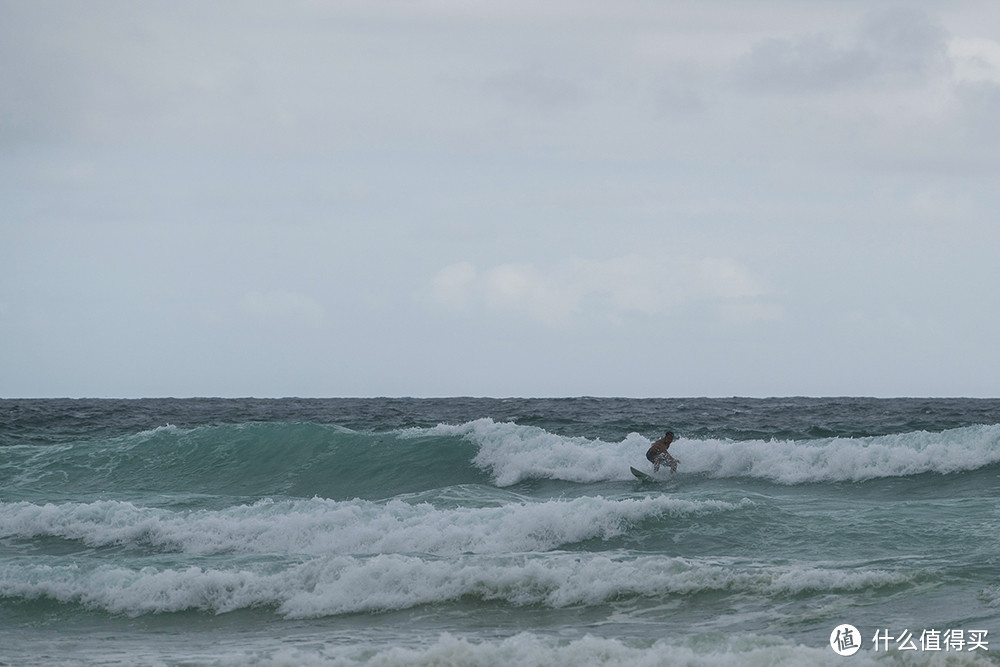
<box><xmin>2</xmin><ymin>397</ymin><xmax>999</xmax><ymax>666</ymax></box>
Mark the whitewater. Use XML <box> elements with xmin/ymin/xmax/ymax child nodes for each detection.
<box><xmin>1</xmin><ymin>397</ymin><xmax>998</xmax><ymax>666</ymax></box>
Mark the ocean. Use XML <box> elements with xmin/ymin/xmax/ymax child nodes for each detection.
<box><xmin>1</xmin><ymin>397</ymin><xmax>998</xmax><ymax>666</ymax></box>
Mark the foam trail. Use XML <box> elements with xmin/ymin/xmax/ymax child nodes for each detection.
<box><xmin>206</xmin><ymin>632</ymin><xmax>911</xmax><ymax>667</ymax></box>
<box><xmin>683</xmin><ymin>425</ymin><xmax>1000</xmax><ymax>483</ymax></box>
<box><xmin>0</xmin><ymin>494</ymin><xmax>748</xmax><ymax>556</ymax></box>
<box><xmin>0</xmin><ymin>553</ymin><xmax>914</xmax><ymax>618</ymax></box>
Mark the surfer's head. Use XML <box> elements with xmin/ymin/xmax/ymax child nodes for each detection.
<box><xmin>664</xmin><ymin>431</ymin><xmax>674</xmax><ymax>443</ymax></box>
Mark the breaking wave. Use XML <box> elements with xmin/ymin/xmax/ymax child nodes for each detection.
<box><xmin>3</xmin><ymin>419</ymin><xmax>998</xmax><ymax>503</ymax></box>
<box><xmin>426</xmin><ymin>419</ymin><xmax>1000</xmax><ymax>485</ymax></box>
<box><xmin>0</xmin><ymin>494</ymin><xmax>748</xmax><ymax>557</ymax></box>
<box><xmin>0</xmin><ymin>553</ymin><xmax>913</xmax><ymax>618</ymax></box>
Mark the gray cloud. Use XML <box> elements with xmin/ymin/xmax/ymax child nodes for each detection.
<box><xmin>735</xmin><ymin>8</ymin><xmax>947</xmax><ymax>93</ymax></box>
<box><xmin>485</xmin><ymin>65</ymin><xmax>589</xmax><ymax>110</ymax></box>
<box><xmin>3</xmin><ymin>1</ymin><xmax>1000</xmax><ymax>397</ymax></box>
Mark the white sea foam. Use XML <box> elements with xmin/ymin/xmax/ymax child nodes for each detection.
<box><xmin>414</xmin><ymin>419</ymin><xmax>645</xmax><ymax>486</ymax></box>
<box><xmin>0</xmin><ymin>494</ymin><xmax>747</xmax><ymax>556</ymax></box>
<box><xmin>0</xmin><ymin>553</ymin><xmax>913</xmax><ymax>618</ymax></box>
<box><xmin>7</xmin><ymin>627</ymin><xmax>994</xmax><ymax>667</ymax></box>
<box><xmin>980</xmin><ymin>585</ymin><xmax>1000</xmax><ymax>607</ymax></box>
<box><xmin>679</xmin><ymin>425</ymin><xmax>1000</xmax><ymax>483</ymax></box>
<box><xmin>421</xmin><ymin>419</ymin><xmax>1000</xmax><ymax>485</ymax></box>
<box><xmin>202</xmin><ymin>632</ymin><xmax>991</xmax><ymax>667</ymax></box>
<box><xmin>12</xmin><ymin>631</ymin><xmax>964</xmax><ymax>667</ymax></box>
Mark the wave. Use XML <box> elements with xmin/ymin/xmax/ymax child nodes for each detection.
<box><xmin>429</xmin><ymin>419</ymin><xmax>1000</xmax><ymax>485</ymax></box>
<box><xmin>3</xmin><ymin>420</ymin><xmax>998</xmax><ymax>500</ymax></box>
<box><xmin>677</xmin><ymin>426</ymin><xmax>1000</xmax><ymax>484</ymax></box>
<box><xmin>0</xmin><ymin>422</ymin><xmax>485</xmax><ymax>500</ymax></box>
<box><xmin>0</xmin><ymin>552</ymin><xmax>914</xmax><ymax>618</ymax></box>
<box><xmin>0</xmin><ymin>494</ymin><xmax>749</xmax><ymax>556</ymax></box>
<box><xmin>192</xmin><ymin>632</ymin><xmax>947</xmax><ymax>667</ymax></box>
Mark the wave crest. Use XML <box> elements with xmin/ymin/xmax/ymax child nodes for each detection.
<box><xmin>0</xmin><ymin>494</ymin><xmax>749</xmax><ymax>556</ymax></box>
<box><xmin>423</xmin><ymin>419</ymin><xmax>1000</xmax><ymax>485</ymax></box>
<box><xmin>0</xmin><ymin>553</ymin><xmax>913</xmax><ymax>618</ymax></box>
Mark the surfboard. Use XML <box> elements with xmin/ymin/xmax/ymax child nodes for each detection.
<box><xmin>630</xmin><ymin>466</ymin><xmax>655</xmax><ymax>482</ymax></box>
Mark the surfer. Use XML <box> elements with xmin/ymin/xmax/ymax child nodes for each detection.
<box><xmin>646</xmin><ymin>431</ymin><xmax>679</xmax><ymax>473</ymax></box>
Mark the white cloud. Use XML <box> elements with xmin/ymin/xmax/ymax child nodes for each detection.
<box><xmin>949</xmin><ymin>37</ymin><xmax>1000</xmax><ymax>84</ymax></box>
<box><xmin>428</xmin><ymin>261</ymin><xmax>478</xmax><ymax>311</ymax></box>
<box><xmin>426</xmin><ymin>255</ymin><xmax>776</xmax><ymax>327</ymax></box>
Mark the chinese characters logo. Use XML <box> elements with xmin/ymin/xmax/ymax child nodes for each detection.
<box><xmin>830</xmin><ymin>625</ymin><xmax>989</xmax><ymax>656</ymax></box>
<box><xmin>830</xmin><ymin>624</ymin><xmax>862</xmax><ymax>656</ymax></box>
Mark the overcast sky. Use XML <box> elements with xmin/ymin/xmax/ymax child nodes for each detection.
<box><xmin>2</xmin><ymin>0</ymin><xmax>999</xmax><ymax>398</ymax></box>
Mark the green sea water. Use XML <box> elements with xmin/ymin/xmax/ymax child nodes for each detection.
<box><xmin>1</xmin><ymin>397</ymin><xmax>998</xmax><ymax>665</ymax></box>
